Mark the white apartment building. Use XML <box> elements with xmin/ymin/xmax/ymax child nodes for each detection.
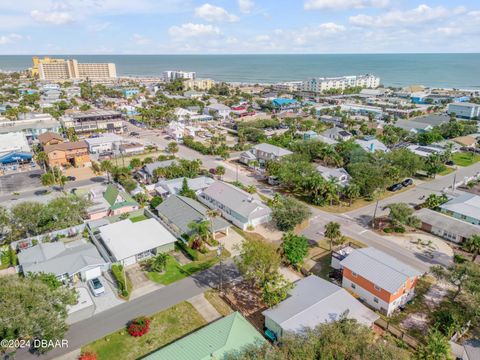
<box><xmin>36</xmin><ymin>58</ymin><xmax>116</xmax><ymax>81</ymax></box>
<box><xmin>303</xmin><ymin>74</ymin><xmax>380</xmax><ymax>93</ymax></box>
<box><xmin>273</xmin><ymin>81</ymin><xmax>304</xmax><ymax>92</ymax></box>
<box><xmin>162</xmin><ymin>70</ymin><xmax>196</xmax><ymax>82</ymax></box>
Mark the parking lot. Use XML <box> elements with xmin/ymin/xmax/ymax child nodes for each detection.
<box><xmin>76</xmin><ymin>274</ymin><xmax>125</xmax><ymax>315</ymax></box>
<box><xmin>0</xmin><ymin>169</ymin><xmax>43</xmax><ymax>195</ymax></box>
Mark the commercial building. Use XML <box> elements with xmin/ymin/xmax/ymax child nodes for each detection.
<box><xmin>0</xmin><ymin>132</ymin><xmax>32</xmax><ymax>165</ymax></box>
<box><xmin>183</xmin><ymin>78</ymin><xmax>214</xmax><ymax>91</ymax></box>
<box><xmin>44</xmin><ymin>140</ymin><xmax>90</xmax><ymax>168</ymax></box>
<box><xmin>162</xmin><ymin>70</ymin><xmax>196</xmax><ymax>82</ymax></box>
<box><xmin>448</xmin><ymin>102</ymin><xmax>480</xmax><ymax>119</ymax></box>
<box><xmin>84</xmin><ymin>134</ymin><xmax>123</xmax><ymax>154</ymax></box>
<box><xmin>339</xmin><ymin>247</ymin><xmax>421</xmax><ymax>316</ymax></box>
<box><xmin>144</xmin><ymin>312</ymin><xmax>265</xmax><ymax>360</ymax></box>
<box><xmin>303</xmin><ymin>74</ymin><xmax>380</xmax><ymax>93</ymax></box>
<box><xmin>0</xmin><ymin>113</ymin><xmax>61</xmax><ymax>140</ymax></box>
<box><xmin>98</xmin><ymin>218</ymin><xmax>176</xmax><ymax>267</ymax></box>
<box><xmin>262</xmin><ymin>275</ymin><xmax>378</xmax><ymax>340</ymax></box>
<box><xmin>273</xmin><ymin>81</ymin><xmax>304</xmax><ymax>92</ymax></box>
<box><xmin>61</xmin><ymin>109</ymin><xmax>124</xmax><ymax>134</ymax></box>
<box><xmin>32</xmin><ymin>57</ymin><xmax>116</xmax><ymax>81</ymax></box>
<box><xmin>199</xmin><ymin>181</ymin><xmax>272</xmax><ymax>230</ymax></box>
<box><xmin>416</xmin><ymin>208</ymin><xmax>480</xmax><ymax>244</ymax></box>
<box><xmin>439</xmin><ymin>193</ymin><xmax>480</xmax><ymax>225</ymax></box>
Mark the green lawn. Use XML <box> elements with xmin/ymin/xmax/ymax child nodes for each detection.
<box><xmin>130</xmin><ymin>214</ymin><xmax>148</xmax><ymax>223</ymax></box>
<box><xmin>147</xmin><ymin>251</ymin><xmax>229</xmax><ymax>285</ymax></box>
<box><xmin>0</xmin><ymin>251</ymin><xmax>10</xmax><ymax>269</ymax></box>
<box><xmin>204</xmin><ymin>289</ymin><xmax>233</xmax><ymax>317</ymax></box>
<box><xmin>82</xmin><ymin>302</ymin><xmax>206</xmax><ymax>360</ymax></box>
<box><xmin>438</xmin><ymin>166</ymin><xmax>454</xmax><ymax>176</ymax></box>
<box><xmin>452</xmin><ymin>152</ymin><xmax>480</xmax><ymax>167</ymax></box>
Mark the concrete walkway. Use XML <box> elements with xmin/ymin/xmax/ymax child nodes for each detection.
<box><xmin>188</xmin><ymin>293</ymin><xmax>221</xmax><ymax>322</ymax></box>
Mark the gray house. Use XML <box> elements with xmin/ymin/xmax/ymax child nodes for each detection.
<box><xmin>139</xmin><ymin>159</ymin><xmax>178</xmax><ymax>183</ymax></box>
<box><xmin>240</xmin><ymin>143</ymin><xmax>293</xmax><ymax>166</ymax></box>
<box><xmin>199</xmin><ymin>181</ymin><xmax>272</xmax><ymax>230</ymax></box>
<box><xmin>316</xmin><ymin>165</ymin><xmax>351</xmax><ymax>187</ymax></box>
<box><xmin>262</xmin><ymin>275</ymin><xmax>379</xmax><ymax>339</ymax></box>
<box><xmin>17</xmin><ymin>240</ymin><xmax>109</xmax><ymax>282</ymax></box>
<box><xmin>156</xmin><ymin>195</ymin><xmax>230</xmax><ymax>237</ymax></box>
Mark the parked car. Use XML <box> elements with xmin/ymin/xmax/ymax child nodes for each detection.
<box><xmin>66</xmin><ymin>176</ymin><xmax>76</xmax><ymax>181</ymax></box>
<box><xmin>130</xmin><ymin>131</ymin><xmax>140</xmax><ymax>137</ymax></box>
<box><xmin>445</xmin><ymin>160</ymin><xmax>454</xmax><ymax>166</ymax></box>
<box><xmin>402</xmin><ymin>178</ymin><xmax>413</xmax><ymax>187</ymax></box>
<box><xmin>388</xmin><ymin>183</ymin><xmax>403</xmax><ymax>192</ymax></box>
<box><xmin>88</xmin><ymin>278</ymin><xmax>105</xmax><ymax>297</ymax></box>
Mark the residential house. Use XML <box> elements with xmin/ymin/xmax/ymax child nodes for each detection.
<box><xmin>155</xmin><ymin>176</ymin><xmax>215</xmax><ymax>197</ymax></box>
<box><xmin>204</xmin><ymin>103</ymin><xmax>231</xmax><ymax>120</ymax></box>
<box><xmin>319</xmin><ymin>115</ymin><xmax>343</xmax><ymax>127</ymax></box>
<box><xmin>98</xmin><ymin>218</ymin><xmax>176</xmax><ymax>267</ymax></box>
<box><xmin>17</xmin><ymin>240</ymin><xmax>108</xmax><ymax>282</ymax></box>
<box><xmin>86</xmin><ymin>184</ymin><xmax>139</xmax><ymax>220</ymax></box>
<box><xmin>156</xmin><ymin>195</ymin><xmax>230</xmax><ymax>238</ymax></box>
<box><xmin>239</xmin><ymin>143</ymin><xmax>293</xmax><ymax>166</ymax></box>
<box><xmin>339</xmin><ymin>247</ymin><xmax>422</xmax><ymax>316</ymax></box>
<box><xmin>321</xmin><ymin>127</ymin><xmax>352</xmax><ymax>142</ymax></box>
<box><xmin>38</xmin><ymin>131</ymin><xmax>64</xmax><ymax>147</ymax></box>
<box><xmin>355</xmin><ymin>137</ymin><xmax>388</xmax><ymax>153</ymax></box>
<box><xmin>44</xmin><ymin>140</ymin><xmax>90</xmax><ymax>167</ymax></box>
<box><xmin>316</xmin><ymin>165</ymin><xmax>351</xmax><ymax>187</ymax></box>
<box><xmin>416</xmin><ymin>208</ymin><xmax>480</xmax><ymax>244</ymax></box>
<box><xmin>453</xmin><ymin>135</ymin><xmax>478</xmax><ymax>148</ymax></box>
<box><xmin>143</xmin><ymin>312</ymin><xmax>265</xmax><ymax>360</ymax></box>
<box><xmin>139</xmin><ymin>159</ymin><xmax>177</xmax><ymax>184</ymax></box>
<box><xmin>439</xmin><ymin>193</ymin><xmax>480</xmax><ymax>225</ymax></box>
<box><xmin>392</xmin><ymin>119</ymin><xmax>433</xmax><ymax>134</ymax></box>
<box><xmin>303</xmin><ymin>130</ymin><xmax>318</xmax><ymax>140</ymax></box>
<box><xmin>262</xmin><ymin>275</ymin><xmax>379</xmax><ymax>340</ymax></box>
<box><xmin>119</xmin><ymin>142</ymin><xmax>145</xmax><ymax>155</ymax></box>
<box><xmin>461</xmin><ymin>339</ymin><xmax>480</xmax><ymax>360</ymax></box>
<box><xmin>407</xmin><ymin>144</ymin><xmax>445</xmax><ymax>158</ymax></box>
<box><xmin>198</xmin><ymin>181</ymin><xmax>272</xmax><ymax>230</ymax></box>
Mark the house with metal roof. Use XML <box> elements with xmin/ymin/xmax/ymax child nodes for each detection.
<box><xmin>355</xmin><ymin>137</ymin><xmax>388</xmax><ymax>153</ymax></box>
<box><xmin>321</xmin><ymin>127</ymin><xmax>353</xmax><ymax>142</ymax></box>
<box><xmin>439</xmin><ymin>192</ymin><xmax>480</xmax><ymax>225</ymax></box>
<box><xmin>144</xmin><ymin>312</ymin><xmax>265</xmax><ymax>360</ymax></box>
<box><xmin>339</xmin><ymin>247</ymin><xmax>422</xmax><ymax>316</ymax></box>
<box><xmin>84</xmin><ymin>134</ymin><xmax>123</xmax><ymax>154</ymax></box>
<box><xmin>17</xmin><ymin>239</ymin><xmax>108</xmax><ymax>282</ymax></box>
<box><xmin>316</xmin><ymin>165</ymin><xmax>351</xmax><ymax>187</ymax></box>
<box><xmin>199</xmin><ymin>181</ymin><xmax>272</xmax><ymax>230</ymax></box>
<box><xmin>262</xmin><ymin>275</ymin><xmax>379</xmax><ymax>339</ymax></box>
<box><xmin>154</xmin><ymin>176</ymin><xmax>215</xmax><ymax>197</ymax></box>
<box><xmin>416</xmin><ymin>208</ymin><xmax>480</xmax><ymax>244</ymax></box>
<box><xmin>239</xmin><ymin>143</ymin><xmax>293</xmax><ymax>166</ymax></box>
<box><xmin>156</xmin><ymin>195</ymin><xmax>230</xmax><ymax>238</ymax></box>
<box><xmin>98</xmin><ymin>218</ymin><xmax>176</xmax><ymax>267</ymax></box>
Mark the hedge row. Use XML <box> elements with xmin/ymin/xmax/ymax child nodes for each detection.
<box><xmin>111</xmin><ymin>264</ymin><xmax>133</xmax><ymax>298</ymax></box>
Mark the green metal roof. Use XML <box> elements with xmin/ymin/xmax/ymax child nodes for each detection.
<box><xmin>103</xmin><ymin>184</ymin><xmax>138</xmax><ymax>210</ymax></box>
<box><xmin>143</xmin><ymin>312</ymin><xmax>265</xmax><ymax>360</ymax></box>
<box><xmin>103</xmin><ymin>184</ymin><xmax>119</xmax><ymax>206</ymax></box>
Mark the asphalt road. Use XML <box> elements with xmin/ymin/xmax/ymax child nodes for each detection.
<box><xmin>15</xmin><ymin>260</ymin><xmax>240</xmax><ymax>360</ymax></box>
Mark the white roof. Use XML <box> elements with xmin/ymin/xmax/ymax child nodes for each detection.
<box><xmin>340</xmin><ymin>248</ymin><xmax>422</xmax><ymax>293</ymax></box>
<box><xmin>355</xmin><ymin>138</ymin><xmax>388</xmax><ymax>153</ymax></box>
<box><xmin>0</xmin><ymin>132</ymin><xmax>30</xmax><ymax>155</ymax></box>
<box><xmin>253</xmin><ymin>143</ymin><xmax>293</xmax><ymax>157</ymax></box>
<box><xmin>155</xmin><ymin>176</ymin><xmax>215</xmax><ymax>195</ymax></box>
<box><xmin>99</xmin><ymin>218</ymin><xmax>176</xmax><ymax>261</ymax></box>
<box><xmin>85</xmin><ymin>134</ymin><xmax>123</xmax><ymax>146</ymax></box>
<box><xmin>262</xmin><ymin>275</ymin><xmax>379</xmax><ymax>332</ymax></box>
<box><xmin>316</xmin><ymin>165</ymin><xmax>350</xmax><ymax>183</ymax></box>
<box><xmin>440</xmin><ymin>192</ymin><xmax>480</xmax><ymax>221</ymax></box>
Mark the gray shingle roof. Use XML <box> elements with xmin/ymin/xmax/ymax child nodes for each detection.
<box><xmin>416</xmin><ymin>208</ymin><xmax>480</xmax><ymax>239</ymax></box>
<box><xmin>18</xmin><ymin>240</ymin><xmax>107</xmax><ymax>278</ymax></box>
<box><xmin>252</xmin><ymin>143</ymin><xmax>293</xmax><ymax>157</ymax></box>
<box><xmin>339</xmin><ymin>247</ymin><xmax>422</xmax><ymax>293</ymax></box>
<box><xmin>262</xmin><ymin>275</ymin><xmax>379</xmax><ymax>331</ymax></box>
<box><xmin>143</xmin><ymin>160</ymin><xmax>177</xmax><ymax>177</ymax></box>
<box><xmin>156</xmin><ymin>195</ymin><xmax>230</xmax><ymax>235</ymax></box>
<box><xmin>440</xmin><ymin>192</ymin><xmax>480</xmax><ymax>221</ymax></box>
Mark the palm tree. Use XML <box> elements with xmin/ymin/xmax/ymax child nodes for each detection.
<box><xmin>100</xmin><ymin>160</ymin><xmax>113</xmax><ymax>183</ymax></box>
<box><xmin>206</xmin><ymin>209</ymin><xmax>220</xmax><ymax>240</ymax></box>
<box><xmin>215</xmin><ymin>166</ymin><xmax>225</xmax><ymax>180</ymax></box>
<box><xmin>34</xmin><ymin>151</ymin><xmax>48</xmax><ymax>173</ymax></box>
<box><xmin>324</xmin><ymin>221</ymin><xmax>341</xmax><ymax>251</ymax></box>
<box><xmin>188</xmin><ymin>220</ymin><xmax>211</xmax><ymax>250</ymax></box>
<box><xmin>324</xmin><ymin>179</ymin><xmax>340</xmax><ymax>206</ymax></box>
<box><xmin>150</xmin><ymin>253</ymin><xmax>168</xmax><ymax>273</ymax></box>
<box><xmin>463</xmin><ymin>234</ymin><xmax>480</xmax><ymax>262</ymax></box>
<box><xmin>344</xmin><ymin>184</ymin><xmax>360</xmax><ymax>206</ymax></box>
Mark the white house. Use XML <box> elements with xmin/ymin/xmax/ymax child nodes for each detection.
<box><xmin>155</xmin><ymin>176</ymin><xmax>215</xmax><ymax>197</ymax></box>
<box><xmin>355</xmin><ymin>137</ymin><xmax>388</xmax><ymax>153</ymax></box>
<box><xmin>316</xmin><ymin>165</ymin><xmax>351</xmax><ymax>187</ymax></box>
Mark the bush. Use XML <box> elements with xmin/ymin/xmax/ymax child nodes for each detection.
<box><xmin>454</xmin><ymin>254</ymin><xmax>467</xmax><ymax>264</ymax></box>
<box><xmin>176</xmin><ymin>240</ymin><xmax>199</xmax><ymax>261</ymax></box>
<box><xmin>127</xmin><ymin>316</ymin><xmax>151</xmax><ymax>337</ymax></box>
<box><xmin>150</xmin><ymin>196</ymin><xmax>163</xmax><ymax>209</ymax></box>
<box><xmin>79</xmin><ymin>352</ymin><xmax>97</xmax><ymax>360</ymax></box>
<box><xmin>272</xmin><ymin>196</ymin><xmax>311</xmax><ymax>232</ymax></box>
<box><xmin>111</xmin><ymin>264</ymin><xmax>132</xmax><ymax>298</ymax></box>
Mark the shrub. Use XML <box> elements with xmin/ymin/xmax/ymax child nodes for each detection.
<box><xmin>79</xmin><ymin>352</ymin><xmax>97</xmax><ymax>360</ymax></box>
<box><xmin>127</xmin><ymin>316</ymin><xmax>151</xmax><ymax>337</ymax></box>
<box><xmin>176</xmin><ymin>240</ymin><xmax>199</xmax><ymax>261</ymax></box>
<box><xmin>111</xmin><ymin>264</ymin><xmax>132</xmax><ymax>298</ymax></box>
<box><xmin>454</xmin><ymin>254</ymin><xmax>467</xmax><ymax>264</ymax></box>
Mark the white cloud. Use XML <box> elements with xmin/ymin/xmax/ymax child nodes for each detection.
<box><xmin>304</xmin><ymin>0</ymin><xmax>389</xmax><ymax>11</ymax></box>
<box><xmin>349</xmin><ymin>4</ymin><xmax>464</xmax><ymax>27</ymax></box>
<box><xmin>195</xmin><ymin>4</ymin><xmax>238</xmax><ymax>22</ymax></box>
<box><xmin>88</xmin><ymin>22</ymin><xmax>111</xmax><ymax>32</ymax></box>
<box><xmin>30</xmin><ymin>10</ymin><xmax>75</xmax><ymax>25</ymax></box>
<box><xmin>254</xmin><ymin>35</ymin><xmax>271</xmax><ymax>42</ymax></box>
<box><xmin>0</xmin><ymin>33</ymin><xmax>23</xmax><ymax>45</ymax></box>
<box><xmin>132</xmin><ymin>33</ymin><xmax>150</xmax><ymax>45</ymax></box>
<box><xmin>436</xmin><ymin>27</ymin><xmax>463</xmax><ymax>36</ymax></box>
<box><xmin>168</xmin><ymin>23</ymin><xmax>221</xmax><ymax>40</ymax></box>
<box><xmin>238</xmin><ymin>0</ymin><xmax>254</xmax><ymax>14</ymax></box>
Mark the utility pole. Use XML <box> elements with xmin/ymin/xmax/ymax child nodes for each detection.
<box><xmin>372</xmin><ymin>198</ymin><xmax>380</xmax><ymax>229</ymax></box>
<box><xmin>452</xmin><ymin>173</ymin><xmax>457</xmax><ymax>194</ymax></box>
<box><xmin>216</xmin><ymin>245</ymin><xmax>223</xmax><ymax>295</ymax></box>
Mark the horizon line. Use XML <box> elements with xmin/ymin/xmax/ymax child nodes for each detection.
<box><xmin>1</xmin><ymin>52</ymin><xmax>480</xmax><ymax>56</ymax></box>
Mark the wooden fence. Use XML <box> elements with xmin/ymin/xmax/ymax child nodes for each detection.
<box><xmin>375</xmin><ymin>318</ymin><xmax>420</xmax><ymax>349</ymax></box>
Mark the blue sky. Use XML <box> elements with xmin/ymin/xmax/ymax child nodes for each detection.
<box><xmin>0</xmin><ymin>0</ymin><xmax>479</xmax><ymax>54</ymax></box>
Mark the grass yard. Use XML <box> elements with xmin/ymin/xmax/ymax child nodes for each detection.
<box><xmin>147</xmin><ymin>251</ymin><xmax>229</xmax><ymax>285</ymax></box>
<box><xmin>232</xmin><ymin>226</ymin><xmax>269</xmax><ymax>243</ymax></box>
<box><xmin>82</xmin><ymin>302</ymin><xmax>206</xmax><ymax>360</ymax></box>
<box><xmin>438</xmin><ymin>166</ymin><xmax>454</xmax><ymax>176</ymax></box>
<box><xmin>0</xmin><ymin>251</ymin><xmax>10</xmax><ymax>269</ymax></box>
<box><xmin>130</xmin><ymin>214</ymin><xmax>148</xmax><ymax>223</ymax></box>
<box><xmin>204</xmin><ymin>289</ymin><xmax>233</xmax><ymax>316</ymax></box>
<box><xmin>452</xmin><ymin>152</ymin><xmax>480</xmax><ymax>167</ymax></box>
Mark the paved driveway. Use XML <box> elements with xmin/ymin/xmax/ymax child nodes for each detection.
<box><xmin>77</xmin><ymin>274</ymin><xmax>125</xmax><ymax>315</ymax></box>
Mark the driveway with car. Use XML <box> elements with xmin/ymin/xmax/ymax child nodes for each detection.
<box><xmin>76</xmin><ymin>274</ymin><xmax>125</xmax><ymax>315</ymax></box>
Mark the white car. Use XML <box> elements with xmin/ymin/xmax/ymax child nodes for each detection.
<box><xmin>88</xmin><ymin>277</ymin><xmax>105</xmax><ymax>297</ymax></box>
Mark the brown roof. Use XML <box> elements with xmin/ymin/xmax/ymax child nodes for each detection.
<box><xmin>453</xmin><ymin>136</ymin><xmax>476</xmax><ymax>147</ymax></box>
<box><xmin>44</xmin><ymin>140</ymin><xmax>88</xmax><ymax>153</ymax></box>
<box><xmin>38</xmin><ymin>131</ymin><xmax>64</xmax><ymax>145</ymax></box>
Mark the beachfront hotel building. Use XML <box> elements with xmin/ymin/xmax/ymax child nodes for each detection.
<box><xmin>273</xmin><ymin>81</ymin><xmax>304</xmax><ymax>92</ymax></box>
<box><xmin>303</xmin><ymin>74</ymin><xmax>380</xmax><ymax>93</ymax></box>
<box><xmin>162</xmin><ymin>70</ymin><xmax>196</xmax><ymax>82</ymax></box>
<box><xmin>32</xmin><ymin>57</ymin><xmax>116</xmax><ymax>81</ymax></box>
<box><xmin>183</xmin><ymin>78</ymin><xmax>214</xmax><ymax>91</ymax></box>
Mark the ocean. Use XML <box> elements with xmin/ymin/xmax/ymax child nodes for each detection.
<box><xmin>0</xmin><ymin>54</ymin><xmax>479</xmax><ymax>89</ymax></box>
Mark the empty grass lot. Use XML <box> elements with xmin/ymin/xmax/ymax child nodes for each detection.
<box><xmin>81</xmin><ymin>302</ymin><xmax>206</xmax><ymax>360</ymax></box>
<box><xmin>452</xmin><ymin>152</ymin><xmax>480</xmax><ymax>167</ymax></box>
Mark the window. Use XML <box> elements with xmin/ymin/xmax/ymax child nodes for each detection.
<box><xmin>351</xmin><ymin>283</ymin><xmax>356</xmax><ymax>289</ymax></box>
<box><xmin>352</xmin><ymin>271</ymin><xmax>358</xmax><ymax>278</ymax></box>
<box><xmin>373</xmin><ymin>297</ymin><xmax>379</xmax><ymax>304</ymax></box>
<box><xmin>374</xmin><ymin>285</ymin><xmax>381</xmax><ymax>291</ymax></box>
